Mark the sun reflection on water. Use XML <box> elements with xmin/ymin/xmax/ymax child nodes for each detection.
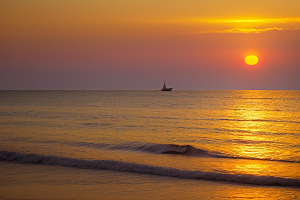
<box><xmin>215</xmin><ymin>91</ymin><xmax>298</xmax><ymax>165</ymax></box>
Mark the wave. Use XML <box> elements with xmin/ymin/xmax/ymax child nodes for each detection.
<box><xmin>70</xmin><ymin>142</ymin><xmax>299</xmax><ymax>163</ymax></box>
<box><xmin>108</xmin><ymin>142</ymin><xmax>210</xmax><ymax>156</ymax></box>
<box><xmin>1</xmin><ymin>150</ymin><xmax>299</xmax><ymax>187</ymax></box>
<box><xmin>15</xmin><ymin>139</ymin><xmax>299</xmax><ymax>163</ymax></box>
<box><xmin>47</xmin><ymin>141</ymin><xmax>210</xmax><ymax>156</ymax></box>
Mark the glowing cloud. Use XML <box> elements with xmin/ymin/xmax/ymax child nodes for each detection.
<box><xmin>186</xmin><ymin>18</ymin><xmax>300</xmax><ymax>34</ymax></box>
<box><xmin>205</xmin><ymin>18</ymin><xmax>300</xmax><ymax>24</ymax></box>
<box><xmin>194</xmin><ymin>27</ymin><xmax>300</xmax><ymax>34</ymax></box>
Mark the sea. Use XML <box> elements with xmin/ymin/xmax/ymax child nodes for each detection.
<box><xmin>0</xmin><ymin>90</ymin><xmax>299</xmax><ymax>200</ymax></box>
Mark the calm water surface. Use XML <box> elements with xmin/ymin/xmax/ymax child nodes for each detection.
<box><xmin>0</xmin><ymin>90</ymin><xmax>299</xmax><ymax>199</ymax></box>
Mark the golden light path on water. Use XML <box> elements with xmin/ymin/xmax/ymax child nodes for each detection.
<box><xmin>210</xmin><ymin>91</ymin><xmax>298</xmax><ymax>178</ymax></box>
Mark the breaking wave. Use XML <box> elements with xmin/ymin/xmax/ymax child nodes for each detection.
<box><xmin>69</xmin><ymin>141</ymin><xmax>299</xmax><ymax>163</ymax></box>
<box><xmin>108</xmin><ymin>143</ymin><xmax>210</xmax><ymax>156</ymax></box>
<box><xmin>31</xmin><ymin>140</ymin><xmax>212</xmax><ymax>157</ymax></box>
<box><xmin>17</xmin><ymin>139</ymin><xmax>299</xmax><ymax>163</ymax></box>
<box><xmin>1</xmin><ymin>150</ymin><xmax>299</xmax><ymax>187</ymax></box>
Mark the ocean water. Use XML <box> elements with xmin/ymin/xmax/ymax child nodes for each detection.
<box><xmin>0</xmin><ymin>90</ymin><xmax>299</xmax><ymax>199</ymax></box>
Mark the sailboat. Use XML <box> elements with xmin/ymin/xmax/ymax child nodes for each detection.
<box><xmin>161</xmin><ymin>81</ymin><xmax>173</xmax><ymax>91</ymax></box>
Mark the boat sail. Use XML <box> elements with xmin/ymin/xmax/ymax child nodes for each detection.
<box><xmin>161</xmin><ymin>81</ymin><xmax>173</xmax><ymax>91</ymax></box>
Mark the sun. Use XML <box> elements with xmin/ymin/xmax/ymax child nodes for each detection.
<box><xmin>245</xmin><ymin>55</ymin><xmax>258</xmax><ymax>65</ymax></box>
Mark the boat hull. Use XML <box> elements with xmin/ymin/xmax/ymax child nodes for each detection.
<box><xmin>161</xmin><ymin>88</ymin><xmax>173</xmax><ymax>91</ymax></box>
<box><xmin>161</xmin><ymin>81</ymin><xmax>172</xmax><ymax>91</ymax></box>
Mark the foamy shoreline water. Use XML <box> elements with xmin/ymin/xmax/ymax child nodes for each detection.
<box><xmin>1</xmin><ymin>161</ymin><xmax>300</xmax><ymax>200</ymax></box>
<box><xmin>1</xmin><ymin>150</ymin><xmax>300</xmax><ymax>187</ymax></box>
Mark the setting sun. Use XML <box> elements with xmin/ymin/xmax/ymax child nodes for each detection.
<box><xmin>245</xmin><ymin>55</ymin><xmax>258</xmax><ymax>65</ymax></box>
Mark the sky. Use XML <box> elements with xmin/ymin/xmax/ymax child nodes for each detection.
<box><xmin>1</xmin><ymin>0</ymin><xmax>300</xmax><ymax>90</ymax></box>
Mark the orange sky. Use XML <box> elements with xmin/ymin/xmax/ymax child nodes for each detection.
<box><xmin>1</xmin><ymin>0</ymin><xmax>299</xmax><ymax>89</ymax></box>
